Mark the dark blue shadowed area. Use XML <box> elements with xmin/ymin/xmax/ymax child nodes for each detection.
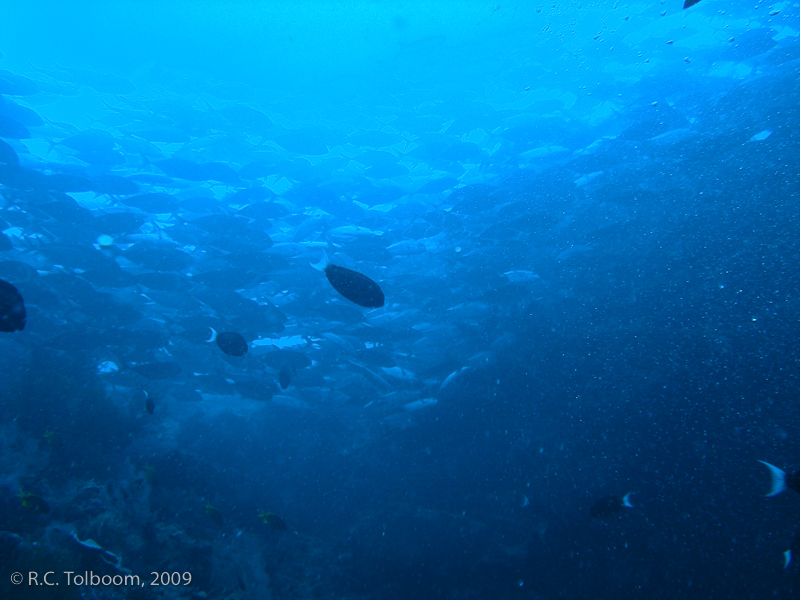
<box><xmin>0</xmin><ymin>2</ymin><xmax>800</xmax><ymax>599</ymax></box>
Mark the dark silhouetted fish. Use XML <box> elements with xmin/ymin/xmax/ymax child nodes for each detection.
<box><xmin>683</xmin><ymin>0</ymin><xmax>701</xmax><ymax>7</ymax></box>
<box><xmin>0</xmin><ymin>278</ymin><xmax>26</xmax><ymax>332</ymax></box>
<box><xmin>208</xmin><ymin>328</ymin><xmax>249</xmax><ymax>356</ymax></box>
<box><xmin>758</xmin><ymin>461</ymin><xmax>800</xmax><ymax>496</ymax></box>
<box><xmin>590</xmin><ymin>493</ymin><xmax>633</xmax><ymax>518</ymax></box>
<box><xmin>785</xmin><ymin>531</ymin><xmax>800</xmax><ymax>569</ymax></box>
<box><xmin>259</xmin><ymin>510</ymin><xmax>287</xmax><ymax>531</ymax></box>
<box><xmin>278</xmin><ymin>365</ymin><xmax>292</xmax><ymax>390</ymax></box>
<box><xmin>311</xmin><ymin>251</ymin><xmax>385</xmax><ymax>308</ymax></box>
<box><xmin>18</xmin><ymin>490</ymin><xmax>49</xmax><ymax>513</ymax></box>
<box><xmin>137</xmin><ymin>390</ymin><xmax>155</xmax><ymax>415</ymax></box>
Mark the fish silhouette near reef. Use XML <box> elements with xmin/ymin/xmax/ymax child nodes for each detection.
<box><xmin>0</xmin><ymin>278</ymin><xmax>25</xmax><ymax>332</ymax></box>
<box><xmin>259</xmin><ymin>510</ymin><xmax>288</xmax><ymax>531</ymax></box>
<box><xmin>278</xmin><ymin>364</ymin><xmax>293</xmax><ymax>390</ymax></box>
<box><xmin>132</xmin><ymin>389</ymin><xmax>154</xmax><ymax>414</ymax></box>
<box><xmin>784</xmin><ymin>531</ymin><xmax>800</xmax><ymax>569</ymax></box>
<box><xmin>208</xmin><ymin>328</ymin><xmax>249</xmax><ymax>356</ymax></box>
<box><xmin>312</xmin><ymin>251</ymin><xmax>384</xmax><ymax>308</ymax></box>
<box><xmin>590</xmin><ymin>493</ymin><xmax>634</xmax><ymax>518</ymax></box>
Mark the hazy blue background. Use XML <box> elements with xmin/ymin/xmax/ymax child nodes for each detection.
<box><xmin>1</xmin><ymin>1</ymin><xmax>799</xmax><ymax>599</ymax></box>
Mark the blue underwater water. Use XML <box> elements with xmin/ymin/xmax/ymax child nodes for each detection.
<box><xmin>0</xmin><ymin>1</ymin><xmax>800</xmax><ymax>598</ymax></box>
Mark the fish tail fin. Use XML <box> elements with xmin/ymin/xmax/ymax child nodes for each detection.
<box><xmin>784</xmin><ymin>550</ymin><xmax>792</xmax><ymax>569</ymax></box>
<box><xmin>622</xmin><ymin>492</ymin><xmax>634</xmax><ymax>508</ymax></box>
<box><xmin>758</xmin><ymin>461</ymin><xmax>787</xmax><ymax>496</ymax></box>
<box><xmin>310</xmin><ymin>250</ymin><xmax>330</xmax><ymax>272</ymax></box>
<box><xmin>206</xmin><ymin>327</ymin><xmax>218</xmax><ymax>343</ymax></box>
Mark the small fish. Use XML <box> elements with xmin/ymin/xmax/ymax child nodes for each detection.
<box><xmin>311</xmin><ymin>251</ymin><xmax>384</xmax><ymax>308</ymax></box>
<box><xmin>758</xmin><ymin>461</ymin><xmax>800</xmax><ymax>496</ymax></box>
<box><xmin>69</xmin><ymin>532</ymin><xmax>126</xmax><ymax>571</ymax></box>
<box><xmin>18</xmin><ymin>490</ymin><xmax>49</xmax><ymax>513</ymax></box>
<box><xmin>278</xmin><ymin>365</ymin><xmax>292</xmax><ymax>390</ymax></box>
<box><xmin>504</xmin><ymin>270</ymin><xmax>540</xmax><ymax>283</ymax></box>
<box><xmin>207</xmin><ymin>328</ymin><xmax>249</xmax><ymax>357</ymax></box>
<box><xmin>439</xmin><ymin>366</ymin><xmax>471</xmax><ymax>393</ymax></box>
<box><xmin>590</xmin><ymin>493</ymin><xmax>634</xmax><ymax>518</ymax></box>
<box><xmin>403</xmin><ymin>397</ymin><xmax>438</xmax><ymax>411</ymax></box>
<box><xmin>0</xmin><ymin>278</ymin><xmax>26</xmax><ymax>332</ymax></box>
<box><xmin>683</xmin><ymin>0</ymin><xmax>701</xmax><ymax>7</ymax></box>
<box><xmin>258</xmin><ymin>510</ymin><xmax>287</xmax><ymax>531</ymax></box>
<box><xmin>784</xmin><ymin>531</ymin><xmax>800</xmax><ymax>569</ymax></box>
<box><xmin>381</xmin><ymin>366</ymin><xmax>416</xmax><ymax>381</ymax></box>
<box><xmin>134</xmin><ymin>389</ymin><xmax>154</xmax><ymax>414</ymax></box>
